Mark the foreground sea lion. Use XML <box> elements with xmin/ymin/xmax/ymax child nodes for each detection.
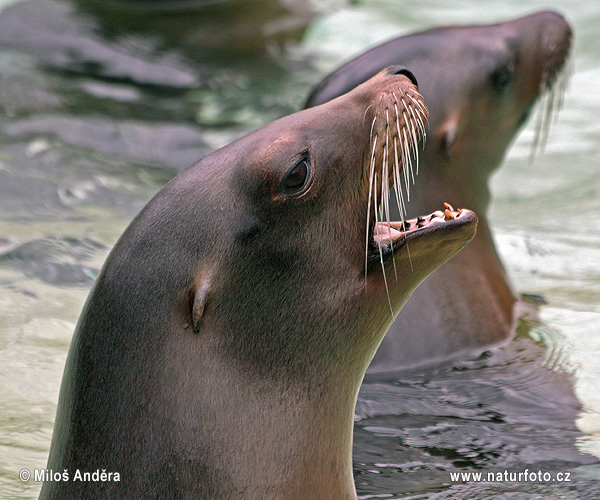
<box><xmin>306</xmin><ymin>10</ymin><xmax>572</xmax><ymax>369</ymax></box>
<box><xmin>39</xmin><ymin>68</ymin><xmax>476</xmax><ymax>499</ymax></box>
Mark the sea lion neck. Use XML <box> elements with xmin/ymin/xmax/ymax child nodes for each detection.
<box><xmin>162</xmin><ymin>319</ymin><xmax>363</xmax><ymax>500</ymax></box>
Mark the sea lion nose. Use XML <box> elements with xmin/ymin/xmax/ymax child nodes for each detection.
<box><xmin>387</xmin><ymin>66</ymin><xmax>419</xmax><ymax>88</ymax></box>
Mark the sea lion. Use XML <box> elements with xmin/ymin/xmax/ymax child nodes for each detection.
<box><xmin>39</xmin><ymin>68</ymin><xmax>476</xmax><ymax>499</ymax></box>
<box><xmin>306</xmin><ymin>10</ymin><xmax>572</xmax><ymax>369</ymax></box>
<box><xmin>73</xmin><ymin>0</ymin><xmax>315</xmax><ymax>55</ymax></box>
<box><xmin>0</xmin><ymin>0</ymin><xmax>314</xmax><ymax>90</ymax></box>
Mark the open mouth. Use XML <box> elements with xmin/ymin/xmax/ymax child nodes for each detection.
<box><xmin>367</xmin><ymin>203</ymin><xmax>476</xmax><ymax>264</ymax></box>
<box><xmin>360</xmin><ymin>69</ymin><xmax>477</xmax><ymax>274</ymax></box>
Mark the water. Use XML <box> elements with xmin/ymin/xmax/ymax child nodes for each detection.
<box><xmin>0</xmin><ymin>0</ymin><xmax>599</xmax><ymax>498</ymax></box>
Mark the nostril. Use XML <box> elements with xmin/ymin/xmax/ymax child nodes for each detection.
<box><xmin>388</xmin><ymin>66</ymin><xmax>419</xmax><ymax>88</ymax></box>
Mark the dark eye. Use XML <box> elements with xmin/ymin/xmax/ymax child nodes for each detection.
<box><xmin>280</xmin><ymin>158</ymin><xmax>310</xmax><ymax>195</ymax></box>
<box><xmin>491</xmin><ymin>64</ymin><xmax>513</xmax><ymax>92</ymax></box>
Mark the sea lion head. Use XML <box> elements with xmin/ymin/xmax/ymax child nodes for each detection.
<box><xmin>305</xmin><ymin>11</ymin><xmax>572</xmax><ymax>208</ymax></box>
<box><xmin>426</xmin><ymin>10</ymin><xmax>573</xmax><ymax>172</ymax></box>
<box><xmin>171</xmin><ymin>66</ymin><xmax>477</xmax><ymax>377</ymax></box>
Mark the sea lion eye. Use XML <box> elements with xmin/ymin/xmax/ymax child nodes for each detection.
<box><xmin>491</xmin><ymin>64</ymin><xmax>513</xmax><ymax>91</ymax></box>
<box><xmin>280</xmin><ymin>158</ymin><xmax>310</xmax><ymax>195</ymax></box>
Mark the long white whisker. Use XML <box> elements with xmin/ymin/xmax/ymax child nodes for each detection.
<box><xmin>402</xmin><ymin>127</ymin><xmax>414</xmax><ymax>197</ymax></box>
<box><xmin>406</xmin><ymin>92</ymin><xmax>427</xmax><ymax>130</ymax></box>
<box><xmin>406</xmin><ymin>90</ymin><xmax>427</xmax><ymax>116</ymax></box>
<box><xmin>406</xmin><ymin>93</ymin><xmax>428</xmax><ymax>151</ymax></box>
<box><xmin>529</xmin><ymin>60</ymin><xmax>570</xmax><ymax>163</ymax></box>
<box><xmin>383</xmin><ymin>108</ymin><xmax>397</xmax><ymax>279</ymax></box>
<box><xmin>365</xmin><ymin>120</ymin><xmax>378</xmax><ymax>280</ymax></box>
<box><xmin>363</xmin><ymin>104</ymin><xmax>373</xmax><ymax>126</ymax></box>
<box><xmin>393</xmin><ymin>135</ymin><xmax>407</xmax><ymax>223</ymax></box>
<box><xmin>405</xmin><ymin>104</ymin><xmax>421</xmax><ymax>176</ymax></box>
<box><xmin>373</xmin><ymin>172</ymin><xmax>393</xmax><ymax>315</ymax></box>
<box><xmin>391</xmin><ymin>99</ymin><xmax>408</xmax><ymax>222</ymax></box>
<box><xmin>409</xmin><ymin>112</ymin><xmax>419</xmax><ymax>177</ymax></box>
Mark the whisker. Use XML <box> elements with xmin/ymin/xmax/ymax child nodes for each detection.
<box><xmin>405</xmin><ymin>241</ymin><xmax>414</xmax><ymax>273</ymax></box>
<box><xmin>373</xmin><ymin>171</ymin><xmax>393</xmax><ymax>315</ymax></box>
<box><xmin>392</xmin><ymin>96</ymin><xmax>409</xmax><ymax>226</ymax></box>
<box><xmin>362</xmin><ymin>104</ymin><xmax>373</xmax><ymax>126</ymax></box>
<box><xmin>406</xmin><ymin>93</ymin><xmax>428</xmax><ymax>153</ymax></box>
<box><xmin>405</xmin><ymin>102</ymin><xmax>421</xmax><ymax>175</ymax></box>
<box><xmin>406</xmin><ymin>92</ymin><xmax>428</xmax><ymax>132</ymax></box>
<box><xmin>365</xmin><ymin>120</ymin><xmax>378</xmax><ymax>280</ymax></box>
<box><xmin>530</xmin><ymin>95</ymin><xmax>545</xmax><ymax>162</ymax></box>
<box><xmin>393</xmin><ymin>135</ymin><xmax>407</xmax><ymax>222</ymax></box>
<box><xmin>406</xmin><ymin>90</ymin><xmax>427</xmax><ymax>117</ymax></box>
<box><xmin>529</xmin><ymin>67</ymin><xmax>569</xmax><ymax>163</ymax></box>
<box><xmin>401</xmin><ymin>127</ymin><xmax>413</xmax><ymax>200</ymax></box>
<box><xmin>402</xmin><ymin>110</ymin><xmax>415</xmax><ymax>184</ymax></box>
<box><xmin>383</xmin><ymin>108</ymin><xmax>397</xmax><ymax>279</ymax></box>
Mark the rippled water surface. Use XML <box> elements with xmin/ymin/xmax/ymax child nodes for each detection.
<box><xmin>1</xmin><ymin>0</ymin><xmax>599</xmax><ymax>498</ymax></box>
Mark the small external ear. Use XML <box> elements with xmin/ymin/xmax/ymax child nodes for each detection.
<box><xmin>191</xmin><ymin>275</ymin><xmax>213</xmax><ymax>334</ymax></box>
<box><xmin>441</xmin><ymin>124</ymin><xmax>457</xmax><ymax>161</ymax></box>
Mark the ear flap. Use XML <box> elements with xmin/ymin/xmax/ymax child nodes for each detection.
<box><xmin>442</xmin><ymin>124</ymin><xmax>457</xmax><ymax>161</ymax></box>
<box><xmin>191</xmin><ymin>275</ymin><xmax>213</xmax><ymax>334</ymax></box>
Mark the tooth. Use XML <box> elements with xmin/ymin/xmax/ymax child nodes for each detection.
<box><xmin>389</xmin><ymin>227</ymin><xmax>403</xmax><ymax>237</ymax></box>
<box><xmin>443</xmin><ymin>202</ymin><xmax>455</xmax><ymax>212</ymax></box>
<box><xmin>444</xmin><ymin>209</ymin><xmax>455</xmax><ymax>220</ymax></box>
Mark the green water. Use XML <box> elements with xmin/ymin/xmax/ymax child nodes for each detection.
<box><xmin>0</xmin><ymin>0</ymin><xmax>599</xmax><ymax>498</ymax></box>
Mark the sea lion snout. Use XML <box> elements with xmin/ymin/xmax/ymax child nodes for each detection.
<box><xmin>512</xmin><ymin>11</ymin><xmax>572</xmax><ymax>85</ymax></box>
<box><xmin>540</xmin><ymin>12</ymin><xmax>572</xmax><ymax>82</ymax></box>
<box><xmin>533</xmin><ymin>10</ymin><xmax>572</xmax><ymax>44</ymax></box>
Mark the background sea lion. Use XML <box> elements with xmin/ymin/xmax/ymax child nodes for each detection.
<box><xmin>72</xmin><ymin>0</ymin><xmax>316</xmax><ymax>55</ymax></box>
<box><xmin>39</xmin><ymin>69</ymin><xmax>476</xmax><ymax>499</ymax></box>
<box><xmin>306</xmin><ymin>10</ymin><xmax>572</xmax><ymax>369</ymax></box>
<box><xmin>0</xmin><ymin>0</ymin><xmax>317</xmax><ymax>91</ymax></box>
